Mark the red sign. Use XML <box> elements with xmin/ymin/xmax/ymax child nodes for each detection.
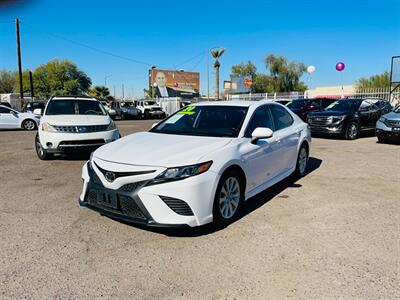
<box><xmin>244</xmin><ymin>78</ymin><xmax>253</xmax><ymax>88</ymax></box>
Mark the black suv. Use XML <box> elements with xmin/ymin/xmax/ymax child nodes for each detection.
<box><xmin>286</xmin><ymin>98</ymin><xmax>336</xmax><ymax>121</ymax></box>
<box><xmin>307</xmin><ymin>98</ymin><xmax>392</xmax><ymax>140</ymax></box>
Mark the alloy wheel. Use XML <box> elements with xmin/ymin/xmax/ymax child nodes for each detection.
<box><xmin>219</xmin><ymin>177</ymin><xmax>240</xmax><ymax>219</ymax></box>
<box><xmin>298</xmin><ymin>147</ymin><xmax>308</xmax><ymax>175</ymax></box>
<box><xmin>24</xmin><ymin>120</ymin><xmax>35</xmax><ymax>130</ymax></box>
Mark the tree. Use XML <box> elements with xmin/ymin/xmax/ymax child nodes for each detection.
<box><xmin>18</xmin><ymin>59</ymin><xmax>92</xmax><ymax>99</ymax></box>
<box><xmin>89</xmin><ymin>85</ymin><xmax>110</xmax><ymax>99</ymax></box>
<box><xmin>211</xmin><ymin>48</ymin><xmax>226</xmax><ymax>99</ymax></box>
<box><xmin>0</xmin><ymin>70</ymin><xmax>17</xmax><ymax>93</ymax></box>
<box><xmin>231</xmin><ymin>61</ymin><xmax>257</xmax><ymax>78</ymax></box>
<box><xmin>355</xmin><ymin>71</ymin><xmax>390</xmax><ymax>91</ymax></box>
<box><xmin>264</xmin><ymin>54</ymin><xmax>307</xmax><ymax>92</ymax></box>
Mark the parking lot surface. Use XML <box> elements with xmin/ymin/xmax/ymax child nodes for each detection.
<box><xmin>0</xmin><ymin>120</ymin><xmax>399</xmax><ymax>299</ymax></box>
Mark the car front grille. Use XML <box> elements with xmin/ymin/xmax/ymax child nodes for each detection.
<box><xmin>86</xmin><ymin>188</ymin><xmax>146</xmax><ymax>220</ymax></box>
<box><xmin>308</xmin><ymin>116</ymin><xmax>332</xmax><ymax>126</ymax></box>
<box><xmin>55</xmin><ymin>125</ymin><xmax>109</xmax><ymax>133</ymax></box>
<box><xmin>59</xmin><ymin>139</ymin><xmax>105</xmax><ymax>146</ymax></box>
<box><xmin>160</xmin><ymin>196</ymin><xmax>194</xmax><ymax>216</ymax></box>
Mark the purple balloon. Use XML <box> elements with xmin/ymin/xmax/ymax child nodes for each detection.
<box><xmin>336</xmin><ymin>62</ymin><xmax>345</xmax><ymax>72</ymax></box>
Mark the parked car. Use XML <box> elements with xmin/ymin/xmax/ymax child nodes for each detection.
<box><xmin>24</xmin><ymin>101</ymin><xmax>46</xmax><ymax>114</ymax></box>
<box><xmin>120</xmin><ymin>102</ymin><xmax>142</xmax><ymax>119</ymax></box>
<box><xmin>100</xmin><ymin>101</ymin><xmax>117</xmax><ymax>119</ymax></box>
<box><xmin>35</xmin><ymin>96</ymin><xmax>120</xmax><ymax>160</ymax></box>
<box><xmin>376</xmin><ymin>105</ymin><xmax>400</xmax><ymax>143</ymax></box>
<box><xmin>135</xmin><ymin>100</ymin><xmax>166</xmax><ymax>119</ymax></box>
<box><xmin>79</xmin><ymin>101</ymin><xmax>311</xmax><ymax>228</ymax></box>
<box><xmin>307</xmin><ymin>98</ymin><xmax>392</xmax><ymax>140</ymax></box>
<box><xmin>286</xmin><ymin>98</ymin><xmax>336</xmax><ymax>121</ymax></box>
<box><xmin>0</xmin><ymin>104</ymin><xmax>40</xmax><ymax>130</ymax></box>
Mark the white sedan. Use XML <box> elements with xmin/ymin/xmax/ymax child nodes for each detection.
<box><xmin>0</xmin><ymin>104</ymin><xmax>40</xmax><ymax>130</ymax></box>
<box><xmin>79</xmin><ymin>101</ymin><xmax>311</xmax><ymax>228</ymax></box>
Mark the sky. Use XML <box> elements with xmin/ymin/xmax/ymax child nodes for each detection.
<box><xmin>0</xmin><ymin>0</ymin><xmax>399</xmax><ymax>98</ymax></box>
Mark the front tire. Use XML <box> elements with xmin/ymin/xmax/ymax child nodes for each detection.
<box><xmin>35</xmin><ymin>133</ymin><xmax>53</xmax><ymax>160</ymax></box>
<box><xmin>213</xmin><ymin>170</ymin><xmax>244</xmax><ymax>227</ymax></box>
<box><xmin>344</xmin><ymin>122</ymin><xmax>359</xmax><ymax>140</ymax></box>
<box><xmin>294</xmin><ymin>143</ymin><xmax>309</xmax><ymax>177</ymax></box>
<box><xmin>22</xmin><ymin>119</ymin><xmax>37</xmax><ymax>131</ymax></box>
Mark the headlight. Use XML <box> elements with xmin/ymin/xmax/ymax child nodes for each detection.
<box><xmin>332</xmin><ymin>115</ymin><xmax>346</xmax><ymax>123</ymax></box>
<box><xmin>41</xmin><ymin>122</ymin><xmax>57</xmax><ymax>132</ymax></box>
<box><xmin>149</xmin><ymin>161</ymin><xmax>213</xmax><ymax>185</ymax></box>
<box><xmin>106</xmin><ymin>121</ymin><xmax>117</xmax><ymax>131</ymax></box>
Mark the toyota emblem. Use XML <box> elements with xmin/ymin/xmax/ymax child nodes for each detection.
<box><xmin>105</xmin><ymin>172</ymin><xmax>116</xmax><ymax>182</ymax></box>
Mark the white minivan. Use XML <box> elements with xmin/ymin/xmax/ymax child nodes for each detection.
<box><xmin>35</xmin><ymin>96</ymin><xmax>120</xmax><ymax>160</ymax></box>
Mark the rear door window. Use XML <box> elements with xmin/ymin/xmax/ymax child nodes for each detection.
<box><xmin>270</xmin><ymin>105</ymin><xmax>294</xmax><ymax>130</ymax></box>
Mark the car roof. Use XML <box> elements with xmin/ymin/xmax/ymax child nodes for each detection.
<box><xmin>51</xmin><ymin>96</ymin><xmax>97</xmax><ymax>101</ymax></box>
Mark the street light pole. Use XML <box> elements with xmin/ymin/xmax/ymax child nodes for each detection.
<box><xmin>104</xmin><ymin>74</ymin><xmax>112</xmax><ymax>87</ymax></box>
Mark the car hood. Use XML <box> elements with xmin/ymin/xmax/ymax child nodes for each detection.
<box><xmin>94</xmin><ymin>132</ymin><xmax>232</xmax><ymax>167</ymax></box>
<box><xmin>383</xmin><ymin>111</ymin><xmax>400</xmax><ymax>120</ymax></box>
<box><xmin>43</xmin><ymin>115</ymin><xmax>111</xmax><ymax>126</ymax></box>
<box><xmin>309</xmin><ymin>110</ymin><xmax>351</xmax><ymax>117</ymax></box>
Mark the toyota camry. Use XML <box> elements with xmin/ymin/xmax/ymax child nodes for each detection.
<box><xmin>79</xmin><ymin>101</ymin><xmax>311</xmax><ymax>227</ymax></box>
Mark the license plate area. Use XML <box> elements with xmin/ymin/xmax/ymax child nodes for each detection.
<box><xmin>97</xmin><ymin>191</ymin><xmax>118</xmax><ymax>209</ymax></box>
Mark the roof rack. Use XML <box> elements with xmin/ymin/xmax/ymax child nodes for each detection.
<box><xmin>50</xmin><ymin>95</ymin><xmax>95</xmax><ymax>100</ymax></box>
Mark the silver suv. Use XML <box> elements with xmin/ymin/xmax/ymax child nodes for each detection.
<box><xmin>376</xmin><ymin>105</ymin><xmax>400</xmax><ymax>143</ymax></box>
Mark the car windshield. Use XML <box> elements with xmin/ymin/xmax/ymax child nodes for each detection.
<box><xmin>150</xmin><ymin>105</ymin><xmax>248</xmax><ymax>137</ymax></box>
<box><xmin>287</xmin><ymin>100</ymin><xmax>309</xmax><ymax>108</ymax></box>
<box><xmin>145</xmin><ymin>101</ymin><xmax>156</xmax><ymax>106</ymax></box>
<box><xmin>46</xmin><ymin>100</ymin><xmax>107</xmax><ymax>115</ymax></box>
<box><xmin>325</xmin><ymin>100</ymin><xmax>362</xmax><ymax>112</ymax></box>
<box><xmin>394</xmin><ymin>106</ymin><xmax>400</xmax><ymax>113</ymax></box>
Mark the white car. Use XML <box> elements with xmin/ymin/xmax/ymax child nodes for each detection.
<box><xmin>79</xmin><ymin>101</ymin><xmax>311</xmax><ymax>228</ymax></box>
<box><xmin>0</xmin><ymin>104</ymin><xmax>40</xmax><ymax>130</ymax></box>
<box><xmin>35</xmin><ymin>96</ymin><xmax>120</xmax><ymax>160</ymax></box>
<box><xmin>136</xmin><ymin>100</ymin><xmax>166</xmax><ymax>119</ymax></box>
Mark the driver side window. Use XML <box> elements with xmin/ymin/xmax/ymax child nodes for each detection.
<box><xmin>0</xmin><ymin>107</ymin><xmax>11</xmax><ymax>114</ymax></box>
<box><xmin>244</xmin><ymin>106</ymin><xmax>274</xmax><ymax>137</ymax></box>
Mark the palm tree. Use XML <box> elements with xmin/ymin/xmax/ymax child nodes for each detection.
<box><xmin>211</xmin><ymin>48</ymin><xmax>225</xmax><ymax>100</ymax></box>
<box><xmin>89</xmin><ymin>85</ymin><xmax>110</xmax><ymax>99</ymax></box>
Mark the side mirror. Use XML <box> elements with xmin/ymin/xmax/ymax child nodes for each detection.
<box><xmin>251</xmin><ymin>127</ymin><xmax>273</xmax><ymax>143</ymax></box>
<box><xmin>33</xmin><ymin>108</ymin><xmax>42</xmax><ymax>116</ymax></box>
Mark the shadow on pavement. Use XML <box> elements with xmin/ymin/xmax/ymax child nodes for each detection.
<box><xmin>122</xmin><ymin>157</ymin><xmax>323</xmax><ymax>237</ymax></box>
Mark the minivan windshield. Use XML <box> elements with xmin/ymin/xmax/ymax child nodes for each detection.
<box><xmin>150</xmin><ymin>105</ymin><xmax>248</xmax><ymax>137</ymax></box>
<box><xmin>325</xmin><ymin>99</ymin><xmax>362</xmax><ymax>112</ymax></box>
<box><xmin>45</xmin><ymin>100</ymin><xmax>107</xmax><ymax>116</ymax></box>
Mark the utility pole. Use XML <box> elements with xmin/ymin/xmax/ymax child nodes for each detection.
<box><xmin>16</xmin><ymin>18</ymin><xmax>24</xmax><ymax>107</ymax></box>
<box><xmin>29</xmin><ymin>71</ymin><xmax>34</xmax><ymax>100</ymax></box>
<box><xmin>122</xmin><ymin>84</ymin><xmax>124</xmax><ymax>99</ymax></box>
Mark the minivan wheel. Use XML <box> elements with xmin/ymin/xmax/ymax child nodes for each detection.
<box><xmin>294</xmin><ymin>143</ymin><xmax>309</xmax><ymax>177</ymax></box>
<box><xmin>213</xmin><ymin>170</ymin><xmax>244</xmax><ymax>227</ymax></box>
<box><xmin>345</xmin><ymin>122</ymin><xmax>359</xmax><ymax>140</ymax></box>
<box><xmin>22</xmin><ymin>119</ymin><xmax>36</xmax><ymax>130</ymax></box>
<box><xmin>35</xmin><ymin>133</ymin><xmax>52</xmax><ymax>160</ymax></box>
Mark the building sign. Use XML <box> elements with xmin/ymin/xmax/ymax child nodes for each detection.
<box><xmin>229</xmin><ymin>76</ymin><xmax>252</xmax><ymax>93</ymax></box>
<box><xmin>149</xmin><ymin>69</ymin><xmax>200</xmax><ymax>98</ymax></box>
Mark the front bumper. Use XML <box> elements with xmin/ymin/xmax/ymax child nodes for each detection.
<box><xmin>79</xmin><ymin>161</ymin><xmax>219</xmax><ymax>227</ymax></box>
<box><xmin>309</xmin><ymin>123</ymin><xmax>344</xmax><ymax>135</ymax></box>
<box><xmin>39</xmin><ymin>129</ymin><xmax>120</xmax><ymax>152</ymax></box>
<box><xmin>376</xmin><ymin>120</ymin><xmax>400</xmax><ymax>141</ymax></box>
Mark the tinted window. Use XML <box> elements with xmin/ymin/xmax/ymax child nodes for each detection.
<box><xmin>151</xmin><ymin>105</ymin><xmax>248</xmax><ymax>138</ymax></box>
<box><xmin>325</xmin><ymin>100</ymin><xmax>362</xmax><ymax>112</ymax></box>
<box><xmin>245</xmin><ymin>106</ymin><xmax>274</xmax><ymax>137</ymax></box>
<box><xmin>0</xmin><ymin>107</ymin><xmax>11</xmax><ymax>113</ymax></box>
<box><xmin>287</xmin><ymin>100</ymin><xmax>309</xmax><ymax>109</ymax></box>
<box><xmin>46</xmin><ymin>100</ymin><xmax>106</xmax><ymax>116</ymax></box>
<box><xmin>270</xmin><ymin>105</ymin><xmax>293</xmax><ymax>130</ymax></box>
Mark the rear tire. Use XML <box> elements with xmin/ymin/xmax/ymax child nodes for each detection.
<box><xmin>35</xmin><ymin>133</ymin><xmax>53</xmax><ymax>160</ymax></box>
<box><xmin>213</xmin><ymin>170</ymin><xmax>244</xmax><ymax>227</ymax></box>
<box><xmin>344</xmin><ymin>122</ymin><xmax>359</xmax><ymax>140</ymax></box>
<box><xmin>22</xmin><ymin>119</ymin><xmax>37</xmax><ymax>131</ymax></box>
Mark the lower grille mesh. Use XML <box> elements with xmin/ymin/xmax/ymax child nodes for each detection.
<box><xmin>160</xmin><ymin>196</ymin><xmax>194</xmax><ymax>216</ymax></box>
